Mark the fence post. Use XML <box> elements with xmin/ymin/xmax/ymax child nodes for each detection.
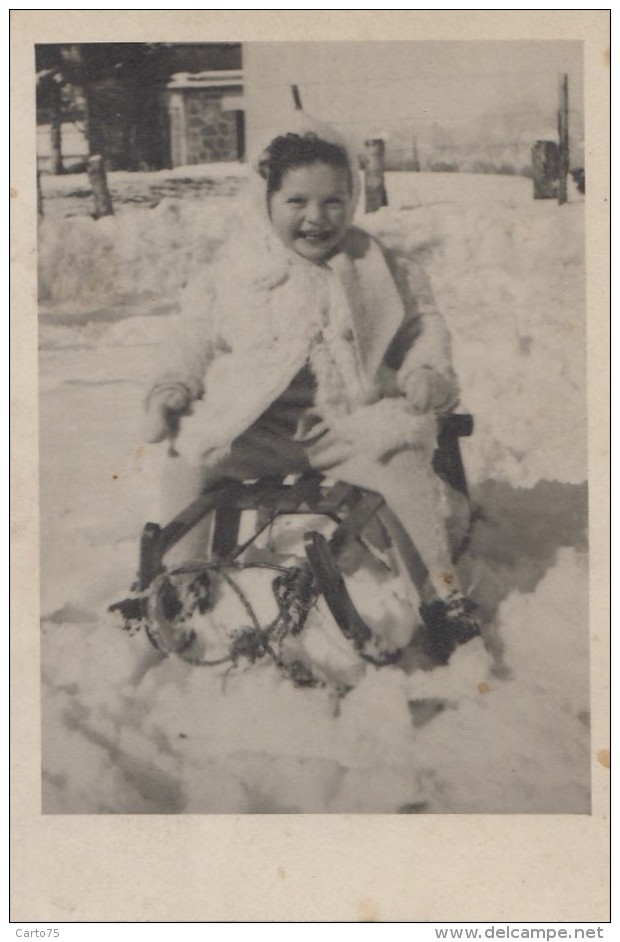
<box><xmin>49</xmin><ymin>78</ymin><xmax>63</xmax><ymax>175</ymax></box>
<box><xmin>291</xmin><ymin>85</ymin><xmax>303</xmax><ymax>111</ymax></box>
<box><xmin>87</xmin><ymin>155</ymin><xmax>114</xmax><ymax>218</ymax></box>
<box><xmin>557</xmin><ymin>73</ymin><xmax>569</xmax><ymax>206</ymax></box>
<box><xmin>364</xmin><ymin>138</ymin><xmax>388</xmax><ymax>213</ymax></box>
<box><xmin>411</xmin><ymin>136</ymin><xmax>420</xmax><ymax>172</ymax></box>
<box><xmin>531</xmin><ymin>141</ymin><xmax>559</xmax><ymax>199</ymax></box>
<box><xmin>37</xmin><ymin>169</ymin><xmax>44</xmax><ymax>219</ymax></box>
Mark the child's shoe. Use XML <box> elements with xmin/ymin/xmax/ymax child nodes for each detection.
<box><xmin>418</xmin><ymin>593</ymin><xmax>481</xmax><ymax>665</ymax></box>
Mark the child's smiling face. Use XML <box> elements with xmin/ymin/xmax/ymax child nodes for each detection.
<box><xmin>268</xmin><ymin>161</ymin><xmax>353</xmax><ymax>262</ymax></box>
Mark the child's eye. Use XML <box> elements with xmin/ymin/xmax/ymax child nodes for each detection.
<box><xmin>286</xmin><ymin>197</ymin><xmax>306</xmax><ymax>206</ymax></box>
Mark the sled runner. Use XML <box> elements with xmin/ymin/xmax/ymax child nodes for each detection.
<box><xmin>111</xmin><ymin>413</ymin><xmax>474</xmax><ymax>684</ymax></box>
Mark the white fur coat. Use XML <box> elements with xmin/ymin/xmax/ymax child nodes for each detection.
<box><xmin>148</xmin><ymin>223</ymin><xmax>458</xmax><ymax>468</ymax></box>
<box><xmin>147</xmin><ymin>112</ymin><xmax>458</xmax><ymax>469</ymax></box>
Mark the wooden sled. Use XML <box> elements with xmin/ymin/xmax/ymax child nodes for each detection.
<box><xmin>120</xmin><ymin>413</ymin><xmax>474</xmax><ymax>668</ymax></box>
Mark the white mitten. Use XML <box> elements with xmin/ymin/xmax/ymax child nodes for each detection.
<box><xmin>305</xmin><ymin>398</ymin><xmax>436</xmax><ymax>471</ymax></box>
<box><xmin>402</xmin><ymin>367</ymin><xmax>457</xmax><ymax>414</ymax></box>
<box><xmin>144</xmin><ymin>384</ymin><xmax>191</xmax><ymax>444</ymax></box>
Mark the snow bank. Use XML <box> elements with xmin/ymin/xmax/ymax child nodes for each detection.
<box><xmin>38</xmin><ymin>196</ymin><xmax>246</xmax><ymax>315</ymax></box>
<box><xmin>39</xmin><ymin>171</ymin><xmax>590</xmax><ymax>813</ymax></box>
<box><xmin>39</xmin><ymin>172</ymin><xmax>586</xmax><ymax>486</ymax></box>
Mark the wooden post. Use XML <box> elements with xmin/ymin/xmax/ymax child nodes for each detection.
<box><xmin>557</xmin><ymin>73</ymin><xmax>569</xmax><ymax>206</ymax></box>
<box><xmin>531</xmin><ymin>140</ymin><xmax>559</xmax><ymax>199</ymax></box>
<box><xmin>50</xmin><ymin>115</ymin><xmax>63</xmax><ymax>176</ymax></box>
<box><xmin>291</xmin><ymin>85</ymin><xmax>303</xmax><ymax>111</ymax></box>
<box><xmin>37</xmin><ymin>169</ymin><xmax>44</xmax><ymax>219</ymax></box>
<box><xmin>87</xmin><ymin>155</ymin><xmax>114</xmax><ymax>218</ymax></box>
<box><xmin>364</xmin><ymin>138</ymin><xmax>388</xmax><ymax>213</ymax></box>
<box><xmin>49</xmin><ymin>78</ymin><xmax>63</xmax><ymax>175</ymax></box>
<box><xmin>411</xmin><ymin>136</ymin><xmax>420</xmax><ymax>172</ymax></box>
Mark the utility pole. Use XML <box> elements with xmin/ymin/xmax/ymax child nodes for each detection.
<box><xmin>557</xmin><ymin>73</ymin><xmax>569</xmax><ymax>206</ymax></box>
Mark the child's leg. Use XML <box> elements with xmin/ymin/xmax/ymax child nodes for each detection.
<box><xmin>320</xmin><ymin>435</ymin><xmax>463</xmax><ymax>603</ymax></box>
<box><xmin>374</xmin><ymin>447</ymin><xmax>463</xmax><ymax>602</ymax></box>
<box><xmin>159</xmin><ymin>451</ymin><xmax>221</xmax><ymax>566</ymax></box>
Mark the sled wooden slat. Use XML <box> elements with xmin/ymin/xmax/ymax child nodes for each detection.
<box><xmin>159</xmin><ymin>487</ymin><xmax>231</xmax><ymax>552</ymax></box>
<box><xmin>305</xmin><ymin>531</ymin><xmax>373</xmax><ymax>647</ymax></box>
<box><xmin>231</xmin><ymin>473</ymin><xmax>325</xmax><ymax>514</ymax></box>
<box><xmin>329</xmin><ymin>490</ymin><xmax>386</xmax><ymax>555</ymax></box>
<box><xmin>211</xmin><ymin>503</ymin><xmax>243</xmax><ymax>560</ymax></box>
<box><xmin>314</xmin><ymin>480</ymin><xmax>355</xmax><ymax>513</ymax></box>
<box><xmin>435</xmin><ymin>413</ymin><xmax>474</xmax><ymax>498</ymax></box>
<box><xmin>438</xmin><ymin>413</ymin><xmax>473</xmax><ymax>440</ymax></box>
<box><xmin>139</xmin><ymin>522</ymin><xmax>164</xmax><ymax>591</ymax></box>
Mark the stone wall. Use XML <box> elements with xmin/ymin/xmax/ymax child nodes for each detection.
<box><xmin>170</xmin><ymin>87</ymin><xmax>242</xmax><ymax>166</ymax></box>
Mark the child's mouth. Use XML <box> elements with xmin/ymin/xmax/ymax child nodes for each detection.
<box><xmin>297</xmin><ymin>230</ymin><xmax>332</xmax><ymax>242</ymax></box>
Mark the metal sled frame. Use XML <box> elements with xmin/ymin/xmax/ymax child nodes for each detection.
<box><xmin>137</xmin><ymin>414</ymin><xmax>473</xmax><ymax>649</ymax></box>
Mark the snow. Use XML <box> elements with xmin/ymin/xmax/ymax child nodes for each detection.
<box><xmin>39</xmin><ymin>169</ymin><xmax>589</xmax><ymax>813</ymax></box>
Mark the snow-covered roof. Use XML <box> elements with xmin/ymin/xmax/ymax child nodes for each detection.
<box><xmin>167</xmin><ymin>70</ymin><xmax>243</xmax><ymax>90</ymax></box>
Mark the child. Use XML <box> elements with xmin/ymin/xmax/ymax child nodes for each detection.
<box><xmin>144</xmin><ymin>111</ymin><xmax>480</xmax><ymax>664</ymax></box>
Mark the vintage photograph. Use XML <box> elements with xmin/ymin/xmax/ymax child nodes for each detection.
<box><xmin>37</xmin><ymin>39</ymin><xmax>589</xmax><ymax>815</ymax></box>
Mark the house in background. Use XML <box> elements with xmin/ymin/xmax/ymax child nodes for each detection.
<box><xmin>36</xmin><ymin>42</ymin><xmax>244</xmax><ymax>173</ymax></box>
<box><xmin>36</xmin><ymin>41</ymin><xmax>583</xmax><ymax>179</ymax></box>
<box><xmin>166</xmin><ymin>69</ymin><xmax>245</xmax><ymax>167</ymax></box>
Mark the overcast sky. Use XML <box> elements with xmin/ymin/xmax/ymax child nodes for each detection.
<box><xmin>244</xmin><ymin>42</ymin><xmax>584</xmax><ymax>151</ymax></box>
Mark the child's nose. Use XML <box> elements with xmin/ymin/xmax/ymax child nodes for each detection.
<box><xmin>305</xmin><ymin>201</ymin><xmax>326</xmax><ymax>225</ymax></box>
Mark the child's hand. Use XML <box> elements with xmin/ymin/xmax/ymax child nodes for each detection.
<box><xmin>301</xmin><ymin>401</ymin><xmax>437</xmax><ymax>471</ymax></box>
<box><xmin>403</xmin><ymin>368</ymin><xmax>455</xmax><ymax>414</ymax></box>
<box><xmin>303</xmin><ymin>421</ymin><xmax>354</xmax><ymax>471</ymax></box>
<box><xmin>144</xmin><ymin>385</ymin><xmax>190</xmax><ymax>443</ymax></box>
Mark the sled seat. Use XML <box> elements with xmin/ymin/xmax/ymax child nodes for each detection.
<box><xmin>138</xmin><ymin>413</ymin><xmax>473</xmax><ymax>592</ymax></box>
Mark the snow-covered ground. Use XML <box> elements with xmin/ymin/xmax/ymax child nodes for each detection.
<box><xmin>38</xmin><ymin>167</ymin><xmax>590</xmax><ymax>814</ymax></box>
